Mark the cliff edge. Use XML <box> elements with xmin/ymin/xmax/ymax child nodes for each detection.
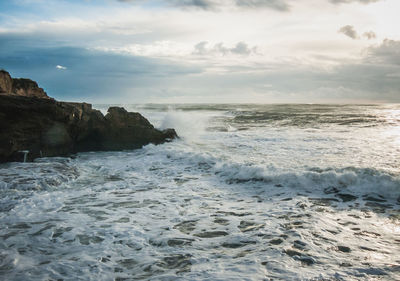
<box><xmin>0</xmin><ymin>70</ymin><xmax>177</xmax><ymax>162</ymax></box>
<box><xmin>0</xmin><ymin>70</ymin><xmax>49</xmax><ymax>99</ymax></box>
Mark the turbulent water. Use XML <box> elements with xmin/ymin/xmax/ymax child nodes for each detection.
<box><xmin>1</xmin><ymin>104</ymin><xmax>400</xmax><ymax>281</ymax></box>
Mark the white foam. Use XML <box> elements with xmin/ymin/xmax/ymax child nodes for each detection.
<box><xmin>1</xmin><ymin>104</ymin><xmax>400</xmax><ymax>280</ymax></box>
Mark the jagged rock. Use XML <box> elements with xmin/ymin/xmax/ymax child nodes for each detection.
<box><xmin>12</xmin><ymin>78</ymin><xmax>49</xmax><ymax>99</ymax></box>
<box><xmin>0</xmin><ymin>72</ymin><xmax>177</xmax><ymax>163</ymax></box>
<box><xmin>0</xmin><ymin>70</ymin><xmax>49</xmax><ymax>98</ymax></box>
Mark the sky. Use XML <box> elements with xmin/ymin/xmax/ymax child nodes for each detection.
<box><xmin>0</xmin><ymin>0</ymin><xmax>399</xmax><ymax>103</ymax></box>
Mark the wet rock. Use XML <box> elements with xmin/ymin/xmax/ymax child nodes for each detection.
<box><xmin>193</xmin><ymin>231</ymin><xmax>229</xmax><ymax>238</ymax></box>
<box><xmin>0</xmin><ymin>94</ymin><xmax>177</xmax><ymax>163</ymax></box>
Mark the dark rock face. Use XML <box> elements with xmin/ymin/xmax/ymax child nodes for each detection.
<box><xmin>0</xmin><ymin>86</ymin><xmax>177</xmax><ymax>163</ymax></box>
<box><xmin>0</xmin><ymin>70</ymin><xmax>49</xmax><ymax>99</ymax></box>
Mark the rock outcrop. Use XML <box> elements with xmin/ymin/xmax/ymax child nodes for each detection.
<box><xmin>0</xmin><ymin>71</ymin><xmax>177</xmax><ymax>163</ymax></box>
<box><xmin>12</xmin><ymin>78</ymin><xmax>49</xmax><ymax>99</ymax></box>
<box><xmin>0</xmin><ymin>70</ymin><xmax>50</xmax><ymax>99</ymax></box>
<box><xmin>0</xmin><ymin>70</ymin><xmax>13</xmax><ymax>94</ymax></box>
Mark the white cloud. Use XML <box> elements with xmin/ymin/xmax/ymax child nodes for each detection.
<box><xmin>56</xmin><ymin>65</ymin><xmax>67</xmax><ymax>70</ymax></box>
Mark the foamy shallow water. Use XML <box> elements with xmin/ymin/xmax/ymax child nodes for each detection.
<box><xmin>1</xmin><ymin>104</ymin><xmax>400</xmax><ymax>280</ymax></box>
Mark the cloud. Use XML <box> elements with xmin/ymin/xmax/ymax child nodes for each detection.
<box><xmin>0</xmin><ymin>35</ymin><xmax>201</xmax><ymax>102</ymax></box>
<box><xmin>329</xmin><ymin>0</ymin><xmax>381</xmax><ymax>4</ymax></box>
<box><xmin>363</xmin><ymin>31</ymin><xmax>376</xmax><ymax>40</ymax></box>
<box><xmin>117</xmin><ymin>0</ymin><xmax>291</xmax><ymax>11</ymax></box>
<box><xmin>193</xmin><ymin>41</ymin><xmax>257</xmax><ymax>56</ymax></box>
<box><xmin>339</xmin><ymin>26</ymin><xmax>377</xmax><ymax>40</ymax></box>
<box><xmin>365</xmin><ymin>39</ymin><xmax>400</xmax><ymax>65</ymax></box>
<box><xmin>338</xmin><ymin>25</ymin><xmax>358</xmax><ymax>39</ymax></box>
<box><xmin>116</xmin><ymin>0</ymin><xmax>383</xmax><ymax>11</ymax></box>
<box><xmin>233</xmin><ymin>0</ymin><xmax>289</xmax><ymax>11</ymax></box>
<box><xmin>56</xmin><ymin>65</ymin><xmax>67</xmax><ymax>70</ymax></box>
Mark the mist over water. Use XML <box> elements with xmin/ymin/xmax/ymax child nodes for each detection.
<box><xmin>1</xmin><ymin>104</ymin><xmax>400</xmax><ymax>280</ymax></box>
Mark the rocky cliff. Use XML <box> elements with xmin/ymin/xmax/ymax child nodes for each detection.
<box><xmin>0</xmin><ymin>71</ymin><xmax>177</xmax><ymax>162</ymax></box>
<box><xmin>0</xmin><ymin>70</ymin><xmax>49</xmax><ymax>99</ymax></box>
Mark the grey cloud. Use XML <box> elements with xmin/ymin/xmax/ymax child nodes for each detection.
<box><xmin>363</xmin><ymin>31</ymin><xmax>376</xmax><ymax>40</ymax></box>
<box><xmin>193</xmin><ymin>41</ymin><xmax>257</xmax><ymax>56</ymax></box>
<box><xmin>187</xmin><ymin>39</ymin><xmax>400</xmax><ymax>102</ymax></box>
<box><xmin>365</xmin><ymin>39</ymin><xmax>400</xmax><ymax>65</ymax></box>
<box><xmin>118</xmin><ymin>0</ymin><xmax>291</xmax><ymax>11</ymax></box>
<box><xmin>330</xmin><ymin>0</ymin><xmax>381</xmax><ymax>4</ymax></box>
<box><xmin>169</xmin><ymin>0</ymin><xmax>216</xmax><ymax>10</ymax></box>
<box><xmin>194</xmin><ymin>41</ymin><xmax>210</xmax><ymax>55</ymax></box>
<box><xmin>117</xmin><ymin>0</ymin><xmax>382</xmax><ymax>11</ymax></box>
<box><xmin>234</xmin><ymin>0</ymin><xmax>289</xmax><ymax>11</ymax></box>
<box><xmin>338</xmin><ymin>25</ymin><xmax>358</xmax><ymax>39</ymax></box>
<box><xmin>231</xmin><ymin>41</ymin><xmax>254</xmax><ymax>55</ymax></box>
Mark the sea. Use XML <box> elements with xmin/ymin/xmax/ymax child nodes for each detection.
<box><xmin>0</xmin><ymin>104</ymin><xmax>399</xmax><ymax>280</ymax></box>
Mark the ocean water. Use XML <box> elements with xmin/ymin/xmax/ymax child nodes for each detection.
<box><xmin>0</xmin><ymin>104</ymin><xmax>399</xmax><ymax>280</ymax></box>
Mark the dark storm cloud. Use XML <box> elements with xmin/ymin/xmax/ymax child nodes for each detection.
<box><xmin>338</xmin><ymin>25</ymin><xmax>358</xmax><ymax>39</ymax></box>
